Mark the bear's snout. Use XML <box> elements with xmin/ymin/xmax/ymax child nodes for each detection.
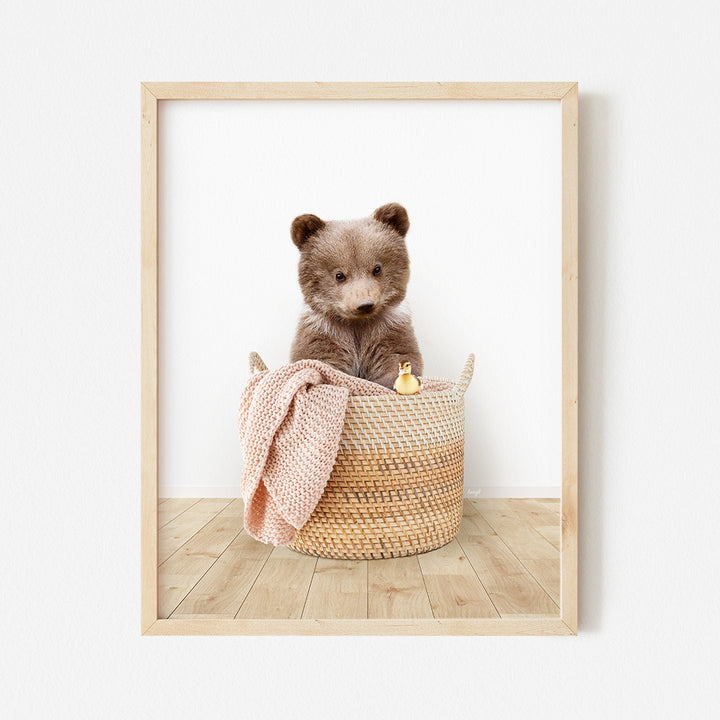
<box><xmin>340</xmin><ymin>278</ymin><xmax>381</xmax><ymax>318</ymax></box>
<box><xmin>355</xmin><ymin>300</ymin><xmax>375</xmax><ymax>314</ymax></box>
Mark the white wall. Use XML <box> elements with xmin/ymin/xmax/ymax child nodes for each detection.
<box><xmin>158</xmin><ymin>100</ymin><xmax>561</xmax><ymax>498</ymax></box>
<box><xmin>2</xmin><ymin>1</ymin><xmax>719</xmax><ymax>718</ymax></box>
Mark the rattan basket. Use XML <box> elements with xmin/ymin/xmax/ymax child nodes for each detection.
<box><xmin>248</xmin><ymin>352</ymin><xmax>474</xmax><ymax>560</ymax></box>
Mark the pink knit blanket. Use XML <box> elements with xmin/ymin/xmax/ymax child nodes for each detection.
<box><xmin>238</xmin><ymin>359</ymin><xmax>390</xmax><ymax>545</ymax></box>
<box><xmin>238</xmin><ymin>359</ymin><xmax>452</xmax><ymax>546</ymax></box>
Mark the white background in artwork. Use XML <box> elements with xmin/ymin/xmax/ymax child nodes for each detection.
<box><xmin>159</xmin><ymin>100</ymin><xmax>561</xmax><ymax>496</ymax></box>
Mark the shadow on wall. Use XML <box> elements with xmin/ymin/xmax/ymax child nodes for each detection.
<box><xmin>578</xmin><ymin>93</ymin><xmax>611</xmax><ymax>633</ymax></box>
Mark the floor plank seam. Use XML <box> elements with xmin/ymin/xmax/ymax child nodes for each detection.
<box><xmin>481</xmin><ymin>501</ymin><xmax>562</xmax><ymax>566</ymax></box>
<box><xmin>533</xmin><ymin>526</ymin><xmax>560</xmax><ymax>550</ymax></box>
<box><xmin>417</xmin><ymin>554</ymin><xmax>437</xmax><ymax>620</ymax></box>
<box><xmin>159</xmin><ymin>498</ymin><xmax>234</xmax><ymax>567</ymax></box>
<box><xmin>299</xmin><ymin>556</ymin><xmax>320</xmax><ymax>620</ymax></box>
<box><xmin>454</xmin><ymin>535</ymin><xmax>502</xmax><ymax>619</ymax></box>
<box><xmin>365</xmin><ymin>560</ymin><xmax>370</xmax><ymax>620</ymax></box>
<box><xmin>233</xmin><ymin>544</ymin><xmax>275</xmax><ymax>619</ymax></box>
<box><xmin>489</xmin><ymin>500</ymin><xmax>560</xmax><ymax>553</ymax></box>
<box><xmin>158</xmin><ymin>498</ymin><xmax>203</xmax><ymax>529</ymax></box>
<box><xmin>165</xmin><ymin>526</ymin><xmax>246</xmax><ymax>619</ymax></box>
<box><xmin>476</xmin><ymin>508</ymin><xmax>560</xmax><ymax>611</ymax></box>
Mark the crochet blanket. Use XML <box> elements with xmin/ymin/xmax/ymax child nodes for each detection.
<box><xmin>237</xmin><ymin>359</ymin><xmax>452</xmax><ymax>546</ymax></box>
<box><xmin>238</xmin><ymin>359</ymin><xmax>390</xmax><ymax>545</ymax></box>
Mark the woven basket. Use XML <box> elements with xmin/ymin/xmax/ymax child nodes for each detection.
<box><xmin>248</xmin><ymin>352</ymin><xmax>474</xmax><ymax>560</ymax></box>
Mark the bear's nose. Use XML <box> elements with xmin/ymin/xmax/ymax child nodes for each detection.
<box><xmin>355</xmin><ymin>300</ymin><xmax>375</xmax><ymax>314</ymax></box>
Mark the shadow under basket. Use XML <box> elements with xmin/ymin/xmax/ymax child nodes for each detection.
<box><xmin>249</xmin><ymin>352</ymin><xmax>475</xmax><ymax>560</ymax></box>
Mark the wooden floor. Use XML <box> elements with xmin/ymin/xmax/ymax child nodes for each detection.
<box><xmin>157</xmin><ymin>498</ymin><xmax>561</xmax><ymax>620</ymax></box>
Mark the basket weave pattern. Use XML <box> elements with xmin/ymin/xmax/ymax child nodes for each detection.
<box><xmin>249</xmin><ymin>353</ymin><xmax>474</xmax><ymax>560</ymax></box>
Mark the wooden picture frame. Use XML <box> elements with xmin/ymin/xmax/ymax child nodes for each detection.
<box><xmin>141</xmin><ymin>82</ymin><xmax>578</xmax><ymax>636</ymax></box>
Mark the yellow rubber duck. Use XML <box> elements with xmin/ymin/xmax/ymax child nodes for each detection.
<box><xmin>393</xmin><ymin>361</ymin><xmax>421</xmax><ymax>395</ymax></box>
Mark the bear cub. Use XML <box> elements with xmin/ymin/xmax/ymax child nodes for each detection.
<box><xmin>290</xmin><ymin>202</ymin><xmax>423</xmax><ymax>389</ymax></box>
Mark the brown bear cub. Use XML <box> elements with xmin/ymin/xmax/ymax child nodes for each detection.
<box><xmin>290</xmin><ymin>203</ymin><xmax>423</xmax><ymax>389</ymax></box>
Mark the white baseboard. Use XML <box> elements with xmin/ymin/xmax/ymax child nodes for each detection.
<box><xmin>464</xmin><ymin>486</ymin><xmax>561</xmax><ymax>499</ymax></box>
<box><xmin>159</xmin><ymin>486</ymin><xmax>242</xmax><ymax>498</ymax></box>
<box><xmin>159</xmin><ymin>486</ymin><xmax>561</xmax><ymax>499</ymax></box>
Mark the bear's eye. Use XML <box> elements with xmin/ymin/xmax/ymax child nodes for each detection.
<box><xmin>373</xmin><ymin>265</ymin><xmax>382</xmax><ymax>276</ymax></box>
<box><xmin>335</xmin><ymin>272</ymin><xmax>346</xmax><ymax>282</ymax></box>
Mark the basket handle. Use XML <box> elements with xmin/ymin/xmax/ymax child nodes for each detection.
<box><xmin>454</xmin><ymin>354</ymin><xmax>475</xmax><ymax>397</ymax></box>
<box><xmin>248</xmin><ymin>351</ymin><xmax>268</xmax><ymax>374</ymax></box>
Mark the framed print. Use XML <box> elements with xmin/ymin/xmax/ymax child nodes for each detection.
<box><xmin>141</xmin><ymin>82</ymin><xmax>578</xmax><ymax>635</ymax></box>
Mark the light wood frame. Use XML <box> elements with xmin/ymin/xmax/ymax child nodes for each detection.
<box><xmin>141</xmin><ymin>82</ymin><xmax>578</xmax><ymax>636</ymax></box>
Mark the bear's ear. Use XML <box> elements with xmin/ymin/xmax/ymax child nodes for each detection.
<box><xmin>373</xmin><ymin>203</ymin><xmax>409</xmax><ymax>238</ymax></box>
<box><xmin>291</xmin><ymin>214</ymin><xmax>326</xmax><ymax>249</ymax></box>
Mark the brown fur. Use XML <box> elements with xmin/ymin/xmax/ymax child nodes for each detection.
<box><xmin>290</xmin><ymin>203</ymin><xmax>423</xmax><ymax>388</ymax></box>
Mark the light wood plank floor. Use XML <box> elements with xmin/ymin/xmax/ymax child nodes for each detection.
<box><xmin>157</xmin><ymin>498</ymin><xmax>560</xmax><ymax>620</ymax></box>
